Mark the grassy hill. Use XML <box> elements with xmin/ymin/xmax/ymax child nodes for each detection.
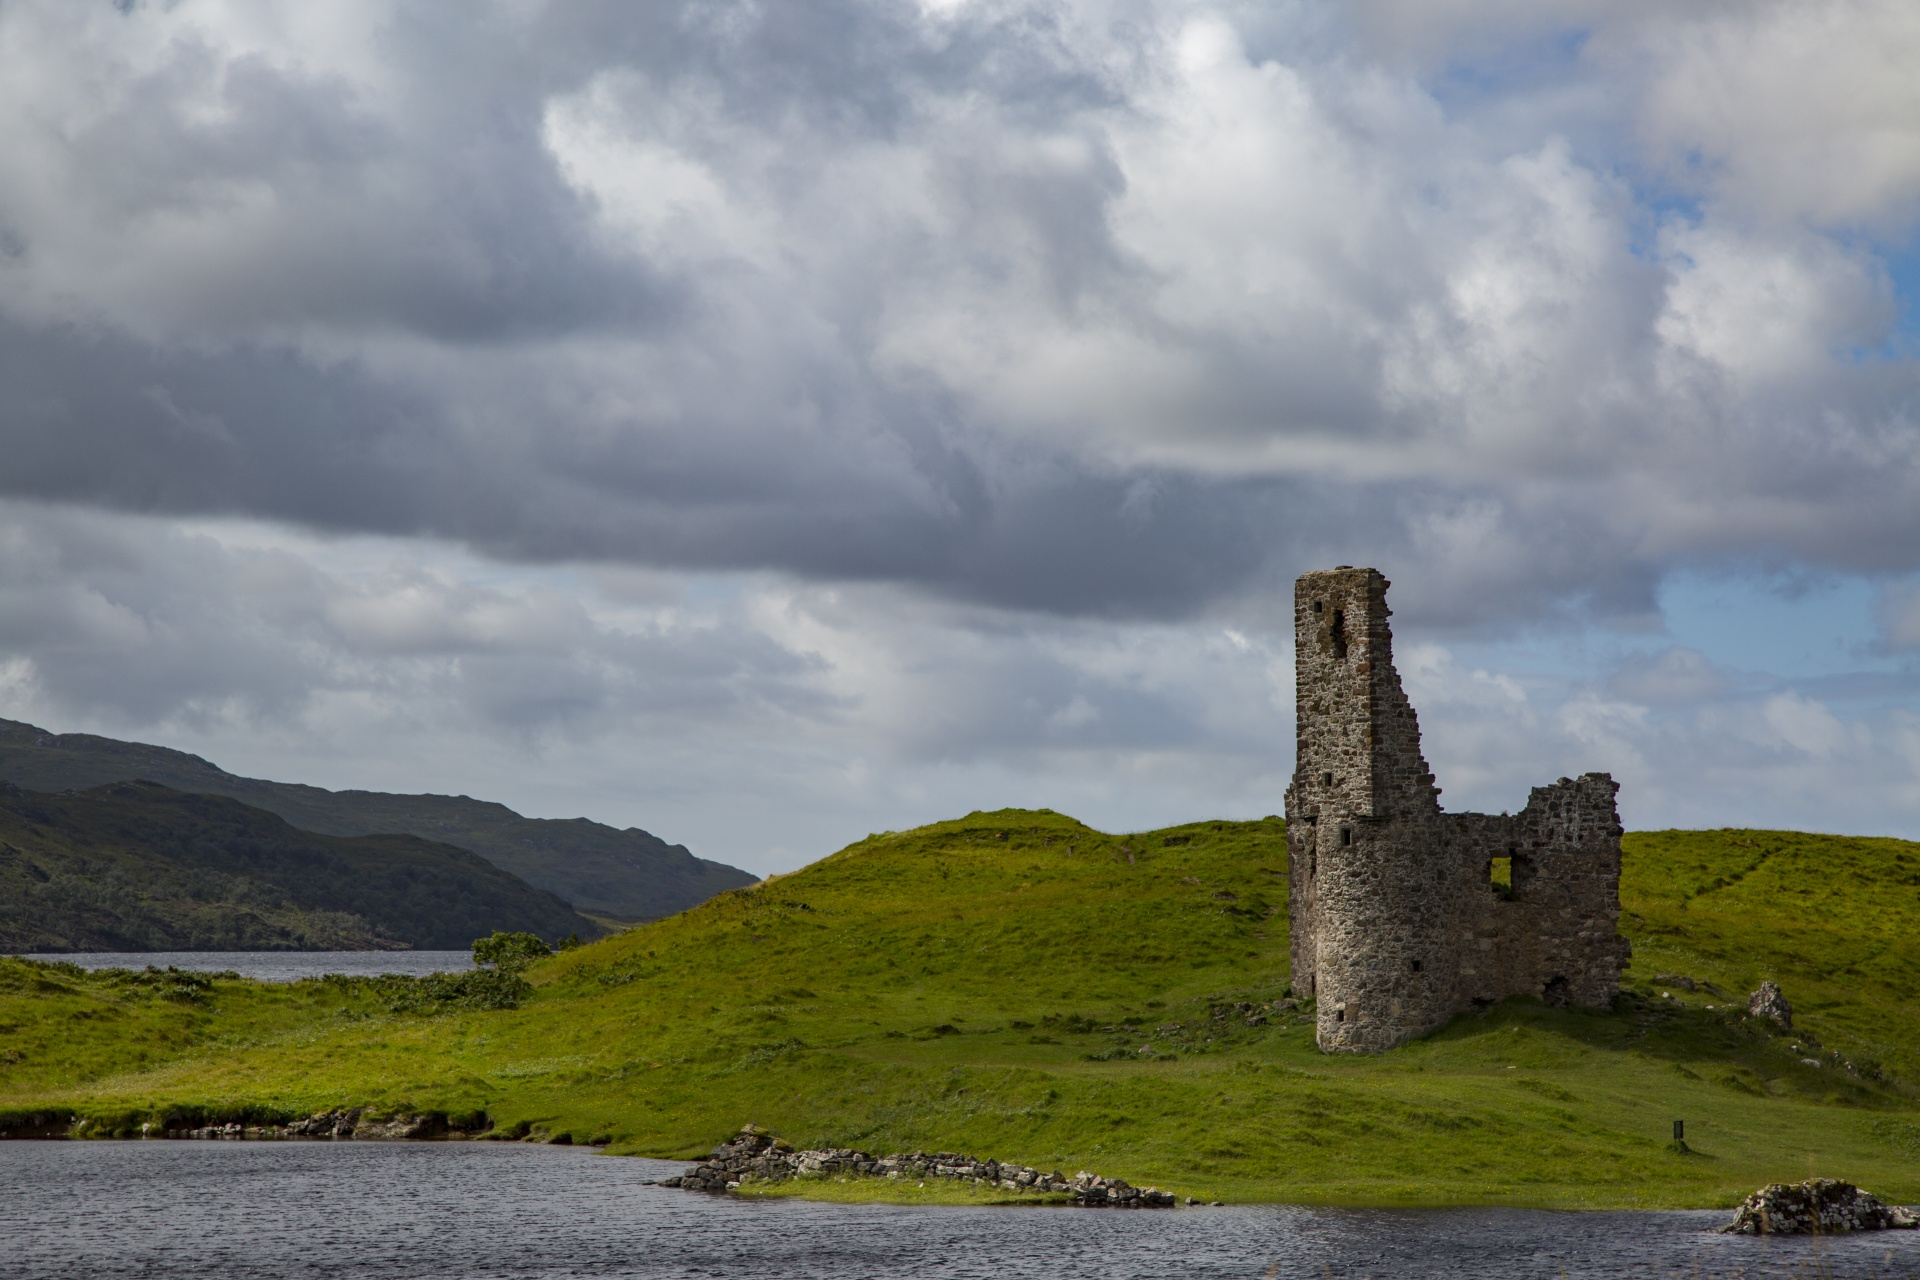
<box><xmin>0</xmin><ymin>781</ymin><xmax>597</xmax><ymax>950</ymax></box>
<box><xmin>0</xmin><ymin>719</ymin><xmax>756</xmax><ymax>922</ymax></box>
<box><xmin>4</xmin><ymin>810</ymin><xmax>1920</xmax><ymax>1208</ymax></box>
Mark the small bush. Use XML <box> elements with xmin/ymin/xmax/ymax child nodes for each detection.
<box><xmin>472</xmin><ymin>931</ymin><xmax>552</xmax><ymax>972</ymax></box>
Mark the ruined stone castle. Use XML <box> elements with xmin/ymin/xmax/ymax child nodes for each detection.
<box><xmin>1284</xmin><ymin>567</ymin><xmax>1630</xmax><ymax>1053</ymax></box>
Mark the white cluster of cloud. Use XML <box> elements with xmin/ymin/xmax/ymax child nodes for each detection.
<box><xmin>1403</xmin><ymin>640</ymin><xmax>1920</xmax><ymax>839</ymax></box>
<box><xmin>0</xmin><ymin>0</ymin><xmax>1916</xmax><ymax>862</ymax></box>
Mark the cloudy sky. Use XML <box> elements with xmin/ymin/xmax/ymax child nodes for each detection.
<box><xmin>2</xmin><ymin>0</ymin><xmax>1919</xmax><ymax>874</ymax></box>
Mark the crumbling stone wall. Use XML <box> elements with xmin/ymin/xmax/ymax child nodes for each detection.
<box><xmin>1284</xmin><ymin>567</ymin><xmax>1629</xmax><ymax>1053</ymax></box>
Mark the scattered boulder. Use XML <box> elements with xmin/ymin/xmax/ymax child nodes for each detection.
<box><xmin>1720</xmin><ymin>1180</ymin><xmax>1917</xmax><ymax>1235</ymax></box>
<box><xmin>660</xmin><ymin>1125</ymin><xmax>1178</xmax><ymax>1206</ymax></box>
<box><xmin>1748</xmin><ymin>982</ymin><xmax>1793</xmax><ymax>1028</ymax></box>
<box><xmin>285</xmin><ymin>1109</ymin><xmax>360</xmax><ymax>1138</ymax></box>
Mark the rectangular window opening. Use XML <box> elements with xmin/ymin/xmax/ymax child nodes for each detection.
<box><xmin>1320</xmin><ymin>771</ymin><xmax>1333</xmax><ymax>787</ymax></box>
<box><xmin>1490</xmin><ymin>855</ymin><xmax>1515</xmax><ymax>900</ymax></box>
<box><xmin>1339</xmin><ymin>826</ymin><xmax>1353</xmax><ymax>847</ymax></box>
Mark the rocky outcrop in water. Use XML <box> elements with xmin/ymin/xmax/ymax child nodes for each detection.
<box><xmin>656</xmin><ymin>1128</ymin><xmax>1182</xmax><ymax>1205</ymax></box>
<box><xmin>660</xmin><ymin>1125</ymin><xmax>1178</xmax><ymax>1207</ymax></box>
<box><xmin>1720</xmin><ymin>1180</ymin><xmax>1917</xmax><ymax>1234</ymax></box>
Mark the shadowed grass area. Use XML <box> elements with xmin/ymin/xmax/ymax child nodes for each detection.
<box><xmin>4</xmin><ymin>812</ymin><xmax>1919</xmax><ymax>1207</ymax></box>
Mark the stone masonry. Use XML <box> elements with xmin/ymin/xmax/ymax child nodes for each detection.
<box><xmin>1284</xmin><ymin>568</ymin><xmax>1631</xmax><ymax>1052</ymax></box>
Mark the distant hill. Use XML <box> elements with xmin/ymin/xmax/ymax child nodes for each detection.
<box><xmin>0</xmin><ymin>720</ymin><xmax>757</xmax><ymax>922</ymax></box>
<box><xmin>0</xmin><ymin>781</ymin><xmax>597</xmax><ymax>951</ymax></box>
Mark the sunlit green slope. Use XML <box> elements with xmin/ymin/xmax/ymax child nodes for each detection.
<box><xmin>5</xmin><ymin>813</ymin><xmax>1920</xmax><ymax>1208</ymax></box>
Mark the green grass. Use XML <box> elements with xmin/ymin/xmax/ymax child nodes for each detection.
<box><xmin>1620</xmin><ymin>828</ymin><xmax>1920</xmax><ymax>1082</ymax></box>
<box><xmin>5</xmin><ymin>811</ymin><xmax>1920</xmax><ymax>1209</ymax></box>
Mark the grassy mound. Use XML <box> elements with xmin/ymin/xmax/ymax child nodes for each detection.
<box><xmin>4</xmin><ymin>811</ymin><xmax>1920</xmax><ymax>1207</ymax></box>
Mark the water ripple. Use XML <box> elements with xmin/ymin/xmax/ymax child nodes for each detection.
<box><xmin>3</xmin><ymin>1141</ymin><xmax>1917</xmax><ymax>1279</ymax></box>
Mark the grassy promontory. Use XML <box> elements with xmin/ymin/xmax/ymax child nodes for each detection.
<box><xmin>5</xmin><ymin>811</ymin><xmax>1920</xmax><ymax>1208</ymax></box>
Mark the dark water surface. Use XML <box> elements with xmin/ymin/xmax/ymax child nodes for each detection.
<box><xmin>9</xmin><ymin>951</ymin><xmax>475</xmax><ymax>980</ymax></box>
<box><xmin>4</xmin><ymin>1141</ymin><xmax>1918</xmax><ymax>1280</ymax></box>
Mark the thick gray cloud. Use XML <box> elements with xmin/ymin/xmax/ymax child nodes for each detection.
<box><xmin>3</xmin><ymin>504</ymin><xmax>1916</xmax><ymax>872</ymax></box>
<box><xmin>0</xmin><ymin>504</ymin><xmax>1305</xmax><ymax>867</ymax></box>
<box><xmin>2</xmin><ymin>1</ymin><xmax>1920</xmax><ymax>862</ymax></box>
<box><xmin>0</xmin><ymin>0</ymin><xmax>1914</xmax><ymax>636</ymax></box>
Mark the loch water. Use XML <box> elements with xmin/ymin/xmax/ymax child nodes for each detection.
<box><xmin>4</xmin><ymin>1141</ymin><xmax>1919</xmax><ymax>1279</ymax></box>
<box><xmin>8</xmin><ymin>951</ymin><xmax>475</xmax><ymax>981</ymax></box>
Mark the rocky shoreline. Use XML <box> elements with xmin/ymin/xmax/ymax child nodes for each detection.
<box><xmin>23</xmin><ymin>1110</ymin><xmax>1920</xmax><ymax>1231</ymax></box>
<box><xmin>31</xmin><ymin>1108</ymin><xmax>496</xmax><ymax>1142</ymax></box>
<box><xmin>149</xmin><ymin>1109</ymin><xmax>464</xmax><ymax>1141</ymax></box>
<box><xmin>659</xmin><ymin>1125</ymin><xmax>1180</xmax><ymax>1207</ymax></box>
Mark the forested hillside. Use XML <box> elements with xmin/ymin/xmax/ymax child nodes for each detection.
<box><xmin>0</xmin><ymin>719</ymin><xmax>755</xmax><ymax>921</ymax></box>
<box><xmin>0</xmin><ymin>781</ymin><xmax>597</xmax><ymax>950</ymax></box>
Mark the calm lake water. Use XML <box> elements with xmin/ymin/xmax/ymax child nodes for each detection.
<box><xmin>9</xmin><ymin>950</ymin><xmax>475</xmax><ymax>981</ymax></box>
<box><xmin>3</xmin><ymin>1142</ymin><xmax>1918</xmax><ymax>1279</ymax></box>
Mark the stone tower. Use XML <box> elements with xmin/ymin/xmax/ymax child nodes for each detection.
<box><xmin>1284</xmin><ymin>567</ymin><xmax>1630</xmax><ymax>1053</ymax></box>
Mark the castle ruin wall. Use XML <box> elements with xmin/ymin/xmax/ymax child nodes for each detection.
<box><xmin>1284</xmin><ymin>567</ymin><xmax>1630</xmax><ymax>1052</ymax></box>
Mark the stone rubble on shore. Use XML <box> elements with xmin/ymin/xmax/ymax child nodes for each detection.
<box><xmin>659</xmin><ymin>1125</ymin><xmax>1179</xmax><ymax>1207</ymax></box>
<box><xmin>1719</xmin><ymin>1179</ymin><xmax>1918</xmax><ymax>1234</ymax></box>
<box><xmin>158</xmin><ymin>1109</ymin><xmax>453</xmax><ymax>1141</ymax></box>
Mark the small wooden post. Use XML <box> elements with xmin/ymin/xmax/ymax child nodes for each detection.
<box><xmin>1673</xmin><ymin>1120</ymin><xmax>1684</xmax><ymax>1142</ymax></box>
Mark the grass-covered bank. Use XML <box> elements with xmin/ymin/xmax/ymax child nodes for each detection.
<box><xmin>5</xmin><ymin>811</ymin><xmax>1920</xmax><ymax>1208</ymax></box>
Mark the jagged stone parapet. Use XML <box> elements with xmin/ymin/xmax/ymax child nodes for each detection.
<box><xmin>1285</xmin><ymin>568</ymin><xmax>1630</xmax><ymax>1052</ymax></box>
<box><xmin>1720</xmin><ymin>1180</ymin><xmax>1917</xmax><ymax>1234</ymax></box>
<box><xmin>658</xmin><ymin>1125</ymin><xmax>1177</xmax><ymax>1206</ymax></box>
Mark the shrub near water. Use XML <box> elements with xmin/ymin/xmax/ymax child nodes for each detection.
<box><xmin>472</xmin><ymin>931</ymin><xmax>553</xmax><ymax>972</ymax></box>
<box><xmin>6</xmin><ymin>814</ymin><xmax>1920</xmax><ymax>1208</ymax></box>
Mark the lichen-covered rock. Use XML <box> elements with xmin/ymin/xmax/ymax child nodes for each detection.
<box><xmin>1720</xmin><ymin>1179</ymin><xmax>1916</xmax><ymax>1234</ymax></box>
<box><xmin>354</xmin><ymin>1113</ymin><xmax>447</xmax><ymax>1140</ymax></box>
<box><xmin>1748</xmin><ymin>981</ymin><xmax>1793</xmax><ymax>1028</ymax></box>
<box><xmin>285</xmin><ymin>1109</ymin><xmax>360</xmax><ymax>1138</ymax></box>
<box><xmin>661</xmin><ymin>1125</ymin><xmax>1177</xmax><ymax>1205</ymax></box>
